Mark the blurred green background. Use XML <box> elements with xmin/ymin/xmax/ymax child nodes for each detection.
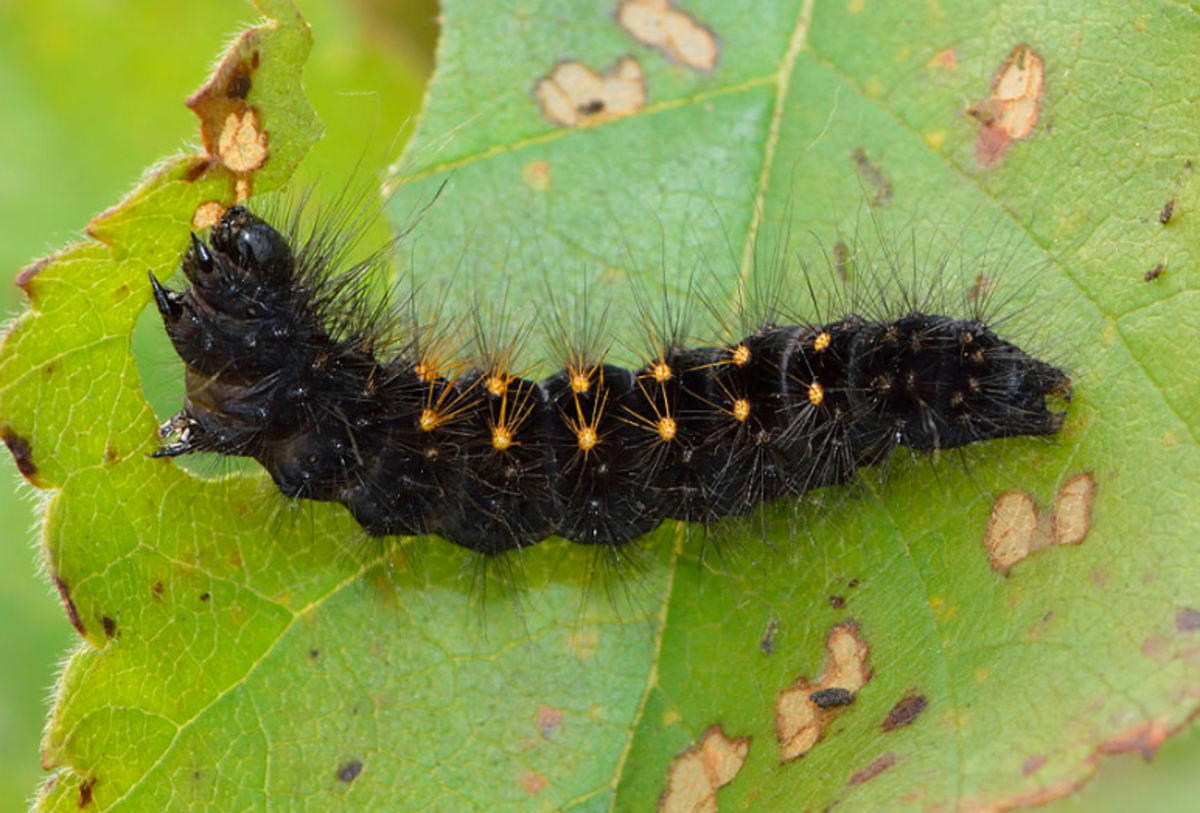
<box><xmin>0</xmin><ymin>1</ymin><xmax>1195</xmax><ymax>810</ymax></box>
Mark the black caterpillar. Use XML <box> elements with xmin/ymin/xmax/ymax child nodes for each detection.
<box><xmin>150</xmin><ymin>205</ymin><xmax>1071</xmax><ymax>555</ymax></box>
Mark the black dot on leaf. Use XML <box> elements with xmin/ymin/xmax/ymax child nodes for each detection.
<box><xmin>337</xmin><ymin>759</ymin><xmax>363</xmax><ymax>783</ymax></box>
<box><xmin>810</xmin><ymin>687</ymin><xmax>856</xmax><ymax>708</ymax></box>
<box><xmin>227</xmin><ymin>67</ymin><xmax>252</xmax><ymax>99</ymax></box>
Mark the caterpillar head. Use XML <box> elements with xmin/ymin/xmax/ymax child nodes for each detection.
<box><xmin>150</xmin><ymin>206</ymin><xmax>302</xmax><ymax>376</ymax></box>
<box><xmin>205</xmin><ymin>206</ymin><xmax>295</xmax><ymax>287</ymax></box>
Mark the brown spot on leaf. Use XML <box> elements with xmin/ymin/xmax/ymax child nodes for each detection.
<box><xmin>53</xmin><ymin>575</ymin><xmax>86</xmax><ymax>637</ymax></box>
<box><xmin>1159</xmin><ymin>198</ymin><xmax>1175</xmax><ymax>225</ymax></box>
<box><xmin>226</xmin><ymin>68</ymin><xmax>252</xmax><ymax>100</ymax></box>
<box><xmin>199</xmin><ymin>592</ymin><xmax>211</xmax><ymax>602</ymax></box>
<box><xmin>535</xmin><ymin>57</ymin><xmax>646</xmax><ymax>127</ymax></box>
<box><xmin>1022</xmin><ymin>754</ymin><xmax>1047</xmax><ymax>776</ymax></box>
<box><xmin>519</xmin><ymin>771</ymin><xmax>548</xmax><ymax>794</ymax></box>
<box><xmin>983</xmin><ymin>474</ymin><xmax>1095</xmax><ymax>572</ymax></box>
<box><xmin>1141</xmin><ymin>634</ymin><xmax>1170</xmax><ymax>661</ymax></box>
<box><xmin>851</xmin><ymin>148</ymin><xmax>893</xmax><ymax>206</ymax></box>
<box><xmin>1051</xmin><ymin>473</ymin><xmax>1094</xmax><ymax>546</ymax></box>
<box><xmin>193</xmin><ymin>201</ymin><xmax>226</xmax><ymax>231</ymax></box>
<box><xmin>78</xmin><ymin>776</ymin><xmax>95</xmax><ymax>808</ymax></box>
<box><xmin>520</xmin><ymin>160</ymin><xmax>552</xmax><ymax>192</ymax></box>
<box><xmin>3</xmin><ymin>430</ymin><xmax>37</xmax><ymax>480</ymax></box>
<box><xmin>153</xmin><ymin>581</ymin><xmax>165</xmax><ymax>597</ymax></box>
<box><xmin>101</xmin><ymin>616</ymin><xmax>116</xmax><ymax>639</ymax></box>
<box><xmin>832</xmin><ymin>241</ymin><xmax>850</xmax><ymax>282</ymax></box>
<box><xmin>967</xmin><ymin>273</ymin><xmax>995</xmax><ymax>305</ymax></box>
<box><xmin>1098</xmin><ymin>719</ymin><xmax>1170</xmax><ymax>761</ymax></box>
<box><xmin>929</xmin><ymin>48</ymin><xmax>958</xmax><ymax>70</ymax></box>
<box><xmin>617</xmin><ymin>0</ymin><xmax>719</xmax><ymax>72</ymax></box>
<box><xmin>1144</xmin><ymin>262</ymin><xmax>1165</xmax><ymax>282</ymax></box>
<box><xmin>336</xmin><ymin>759</ymin><xmax>363</xmax><ymax>783</ymax></box>
<box><xmin>828</xmin><ymin>595</ymin><xmax>846</xmax><ymax>610</ymax></box>
<box><xmin>658</xmin><ymin>726</ymin><xmax>750</xmax><ymax>813</ymax></box>
<box><xmin>847</xmin><ymin>753</ymin><xmax>896</xmax><ymax>786</ymax></box>
<box><xmin>183</xmin><ymin>157</ymin><xmax>212</xmax><ymax>183</ymax></box>
<box><xmin>760</xmin><ymin>618</ymin><xmax>779</xmax><ymax>655</ymax></box>
<box><xmin>881</xmin><ymin>694</ymin><xmax>927</xmax><ymax>732</ymax></box>
<box><xmin>1176</xmin><ymin>608</ymin><xmax>1200</xmax><ymax>632</ymax></box>
<box><xmin>1027</xmin><ymin>610</ymin><xmax>1055</xmax><ymax>641</ymax></box>
<box><xmin>536</xmin><ymin>706</ymin><xmax>563</xmax><ymax>738</ymax></box>
<box><xmin>969</xmin><ymin>45</ymin><xmax>1045</xmax><ymax>167</ymax></box>
<box><xmin>775</xmin><ymin>621</ymin><xmax>871</xmax><ymax>763</ymax></box>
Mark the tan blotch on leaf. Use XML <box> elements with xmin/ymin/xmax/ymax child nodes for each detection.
<box><xmin>192</xmin><ymin>201</ymin><xmax>225</xmax><ymax>231</ymax></box>
<box><xmin>218</xmin><ymin>109</ymin><xmax>269</xmax><ymax>173</ymax></box>
<box><xmin>775</xmin><ymin>622</ymin><xmax>871</xmax><ymax>763</ymax></box>
<box><xmin>983</xmin><ymin>473</ymin><xmax>1095</xmax><ymax>573</ymax></box>
<box><xmin>658</xmin><ymin>726</ymin><xmax>750</xmax><ymax>813</ymax></box>
<box><xmin>1051</xmin><ymin>472</ymin><xmax>1095</xmax><ymax>546</ymax></box>
<box><xmin>984</xmin><ymin>491</ymin><xmax>1040</xmax><ymax>572</ymax></box>
<box><xmin>618</xmin><ymin>0</ymin><xmax>720</xmax><ymax>72</ymax></box>
<box><xmin>535</xmin><ymin>57</ymin><xmax>646</xmax><ymax>127</ymax></box>
<box><xmin>970</xmin><ymin>44</ymin><xmax>1045</xmax><ymax>166</ymax></box>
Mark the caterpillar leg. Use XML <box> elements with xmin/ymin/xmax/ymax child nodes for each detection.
<box><xmin>151</xmin><ymin>412</ymin><xmax>202</xmax><ymax>458</ymax></box>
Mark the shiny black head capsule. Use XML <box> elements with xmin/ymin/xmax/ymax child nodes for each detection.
<box><xmin>210</xmin><ymin>206</ymin><xmax>295</xmax><ymax>286</ymax></box>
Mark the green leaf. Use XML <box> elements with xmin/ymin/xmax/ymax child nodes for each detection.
<box><xmin>3</xmin><ymin>1</ymin><xmax>1198</xmax><ymax>813</ymax></box>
